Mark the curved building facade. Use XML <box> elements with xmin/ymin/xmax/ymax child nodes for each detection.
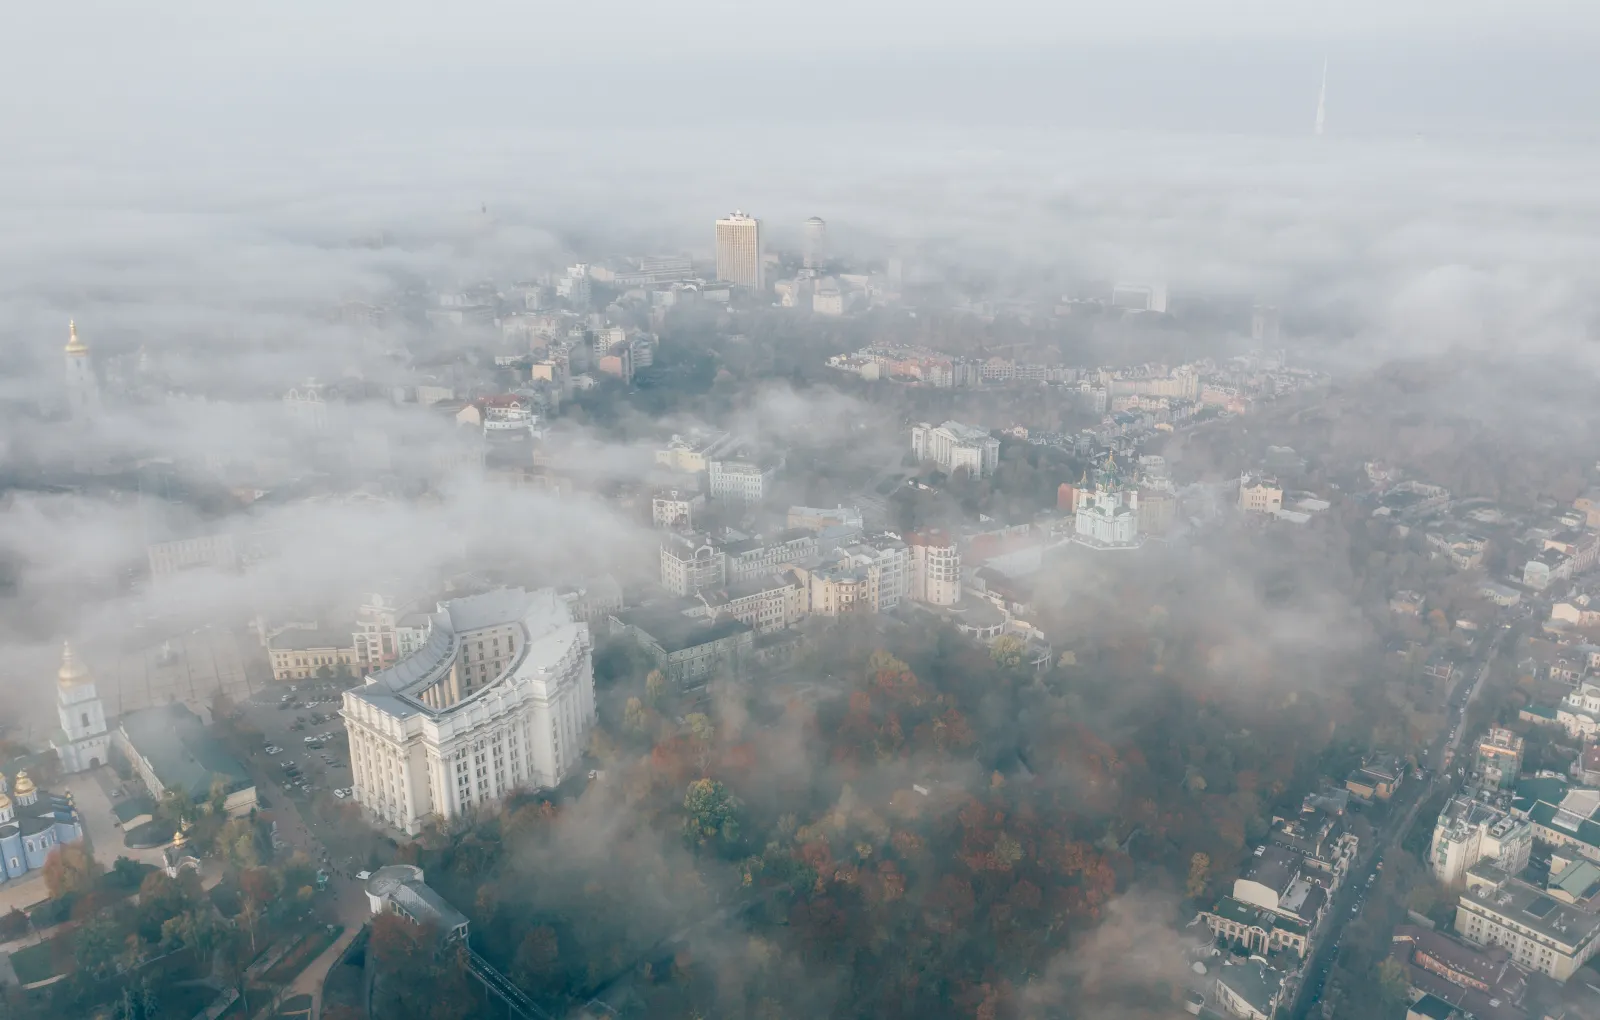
<box><xmin>342</xmin><ymin>588</ymin><xmax>595</xmax><ymax>835</ymax></box>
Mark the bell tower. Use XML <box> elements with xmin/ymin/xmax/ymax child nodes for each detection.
<box><xmin>52</xmin><ymin>642</ymin><xmax>111</xmax><ymax>773</ymax></box>
<box><xmin>64</xmin><ymin>320</ymin><xmax>101</xmax><ymax>421</ymax></box>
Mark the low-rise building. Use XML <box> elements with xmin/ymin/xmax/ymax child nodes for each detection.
<box><xmin>268</xmin><ymin>627</ymin><xmax>361</xmax><ymax>681</ymax></box>
<box><xmin>0</xmin><ymin>770</ymin><xmax>84</xmax><ymax>885</ymax></box>
<box><xmin>1197</xmin><ymin>896</ymin><xmax>1310</xmax><ymax>958</ymax></box>
<box><xmin>1213</xmin><ymin>958</ymin><xmax>1284</xmax><ymax>1020</ymax></box>
<box><xmin>115</xmin><ymin>703</ymin><xmax>257</xmax><ymax>816</ymax></box>
<box><xmin>787</xmin><ymin>505</ymin><xmax>863</xmax><ymax>532</ymax></box>
<box><xmin>708</xmin><ymin>456</ymin><xmax>781</xmax><ymax>504</ymax></box>
<box><xmin>1558</xmin><ymin>683</ymin><xmax>1600</xmax><ymax>740</ymax></box>
<box><xmin>1427</xmin><ymin>532</ymin><xmax>1488</xmax><ymax>571</ymax></box>
<box><xmin>610</xmin><ymin>607</ymin><xmax>754</xmax><ymax>689</ymax></box>
<box><xmin>685</xmin><ymin>572</ymin><xmax>807</xmax><ymax>634</ymax></box>
<box><xmin>1238</xmin><ymin>474</ymin><xmax>1283</xmax><ymax>514</ymax></box>
<box><xmin>655</xmin><ymin>430</ymin><xmax>739</xmax><ymax>474</ymax></box>
<box><xmin>1390</xmin><ymin>925</ymin><xmax>1529</xmax><ymax>1020</ymax></box>
<box><xmin>1346</xmin><ymin>755</ymin><xmax>1404</xmax><ymax>801</ymax></box>
<box><xmin>365</xmin><ymin>865</ymin><xmax>470</xmax><ymax>943</ymax></box>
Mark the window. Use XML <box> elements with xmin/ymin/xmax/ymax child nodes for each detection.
<box><xmin>80</xmin><ymin>712</ymin><xmax>89</xmax><ymax>728</ymax></box>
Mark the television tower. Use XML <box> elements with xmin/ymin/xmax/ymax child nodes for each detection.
<box><xmin>1314</xmin><ymin>58</ymin><xmax>1328</xmax><ymax>136</ymax></box>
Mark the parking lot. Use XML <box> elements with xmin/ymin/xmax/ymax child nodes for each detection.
<box><xmin>240</xmin><ymin>683</ymin><xmax>354</xmax><ymax>804</ymax></box>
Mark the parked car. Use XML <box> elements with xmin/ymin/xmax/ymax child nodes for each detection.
<box><xmin>333</xmin><ymin>789</ymin><xmax>349</xmax><ymax>800</ymax></box>
<box><xmin>265</xmin><ymin>746</ymin><xmax>282</xmax><ymax>754</ymax></box>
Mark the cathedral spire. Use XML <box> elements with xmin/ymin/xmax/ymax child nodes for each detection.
<box><xmin>59</xmin><ymin>641</ymin><xmax>90</xmax><ymax>687</ymax></box>
<box><xmin>65</xmin><ymin>320</ymin><xmax>88</xmax><ymax>356</ymax></box>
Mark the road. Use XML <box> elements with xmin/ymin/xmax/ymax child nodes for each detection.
<box><xmin>1289</xmin><ymin>628</ymin><xmax>1506</xmax><ymax>1020</ymax></box>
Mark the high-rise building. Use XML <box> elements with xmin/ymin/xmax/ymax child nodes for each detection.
<box><xmin>715</xmin><ymin>211</ymin><xmax>763</xmax><ymax>290</ymax></box>
<box><xmin>802</xmin><ymin>216</ymin><xmax>827</xmax><ymax>271</ymax></box>
<box><xmin>63</xmin><ymin>320</ymin><xmax>100</xmax><ymax>421</ymax></box>
<box><xmin>1429</xmin><ymin>794</ymin><xmax>1531</xmax><ymax>886</ymax></box>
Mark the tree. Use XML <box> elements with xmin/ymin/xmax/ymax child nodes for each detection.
<box><xmin>74</xmin><ymin>915</ymin><xmax>119</xmax><ymax>980</ymax></box>
<box><xmin>1376</xmin><ymin>958</ymin><xmax>1410</xmax><ymax>1007</ymax></box>
<box><xmin>42</xmin><ymin>844</ymin><xmax>99</xmax><ymax>900</ymax></box>
<box><xmin>622</xmin><ymin>697</ymin><xmax>647</xmax><ymax>734</ymax></box>
<box><xmin>683</xmin><ymin>779</ymin><xmax>741</xmax><ymax>847</ymax></box>
<box><xmin>1186</xmin><ymin>853</ymin><xmax>1211</xmax><ymax>899</ymax></box>
<box><xmin>990</xmin><ymin>636</ymin><xmax>1025</xmax><ymax>669</ymax></box>
<box><xmin>512</xmin><ymin>926</ymin><xmax>561</xmax><ymax>988</ymax></box>
<box><xmin>207</xmin><ymin>773</ymin><xmax>232</xmax><ymax>816</ymax></box>
<box><xmin>645</xmin><ymin>669</ymin><xmax>666</xmax><ymax>707</ymax></box>
<box><xmin>110</xmin><ymin>856</ymin><xmax>145</xmax><ymax>890</ymax></box>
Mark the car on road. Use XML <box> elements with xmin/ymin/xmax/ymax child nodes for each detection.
<box><xmin>265</xmin><ymin>746</ymin><xmax>282</xmax><ymax>754</ymax></box>
<box><xmin>334</xmin><ymin>788</ymin><xmax>349</xmax><ymax>799</ymax></box>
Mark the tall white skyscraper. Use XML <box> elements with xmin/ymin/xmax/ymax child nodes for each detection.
<box><xmin>715</xmin><ymin>211</ymin><xmax>763</xmax><ymax>290</ymax></box>
<box><xmin>802</xmin><ymin>216</ymin><xmax>827</xmax><ymax>271</ymax></box>
<box><xmin>63</xmin><ymin>320</ymin><xmax>100</xmax><ymax>421</ymax></box>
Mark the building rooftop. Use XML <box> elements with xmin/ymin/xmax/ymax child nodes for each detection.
<box><xmin>616</xmin><ymin>606</ymin><xmax>753</xmax><ymax>654</ymax></box>
<box><xmin>268</xmin><ymin>626</ymin><xmax>355</xmax><ymax>652</ymax></box>
<box><xmin>1462</xmin><ymin>872</ymin><xmax>1600</xmax><ymax>951</ymax></box>
<box><xmin>1216</xmin><ymin>959</ymin><xmax>1283</xmax><ymax>1016</ymax></box>
<box><xmin>119</xmin><ymin>703</ymin><xmax>252</xmax><ymax>800</ymax></box>
<box><xmin>350</xmin><ymin>588</ymin><xmax>581</xmax><ymax>718</ymax></box>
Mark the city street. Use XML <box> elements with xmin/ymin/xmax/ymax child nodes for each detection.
<box><xmin>1289</xmin><ymin>628</ymin><xmax>1506</xmax><ymax>1019</ymax></box>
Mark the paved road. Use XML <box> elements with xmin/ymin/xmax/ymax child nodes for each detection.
<box><xmin>1290</xmin><ymin>629</ymin><xmax>1505</xmax><ymax>1019</ymax></box>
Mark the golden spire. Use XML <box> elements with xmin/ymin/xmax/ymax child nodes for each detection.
<box><xmin>64</xmin><ymin>320</ymin><xmax>88</xmax><ymax>356</ymax></box>
<box><xmin>58</xmin><ymin>641</ymin><xmax>90</xmax><ymax>687</ymax></box>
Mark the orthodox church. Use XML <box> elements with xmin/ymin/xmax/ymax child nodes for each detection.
<box><xmin>0</xmin><ymin>771</ymin><xmax>84</xmax><ymax>884</ymax></box>
<box><xmin>1072</xmin><ymin>453</ymin><xmax>1143</xmax><ymax>550</ymax></box>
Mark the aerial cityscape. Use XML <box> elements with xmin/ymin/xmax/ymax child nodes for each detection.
<box><xmin>2</xmin><ymin>4</ymin><xmax>1599</xmax><ymax>1020</ymax></box>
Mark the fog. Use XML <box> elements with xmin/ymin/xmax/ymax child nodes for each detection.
<box><xmin>3</xmin><ymin>4</ymin><xmax>1599</xmax><ymax>1018</ymax></box>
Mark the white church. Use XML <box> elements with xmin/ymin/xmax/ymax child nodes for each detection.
<box><xmin>1072</xmin><ymin>453</ymin><xmax>1144</xmax><ymax>551</ymax></box>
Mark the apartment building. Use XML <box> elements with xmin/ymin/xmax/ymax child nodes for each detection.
<box><xmin>910</xmin><ymin>421</ymin><xmax>1000</xmax><ymax>477</ymax></box>
<box><xmin>725</xmin><ymin>530</ymin><xmax>817</xmax><ymax>584</ymax></box>
<box><xmin>1238</xmin><ymin>473</ymin><xmax>1284</xmax><ymax>514</ymax></box>
<box><xmin>660</xmin><ymin>532</ymin><xmax>727</xmax><ymax>596</ymax></box>
<box><xmin>1457</xmin><ymin>868</ymin><xmax>1600</xmax><ymax>981</ymax></box>
<box><xmin>1430</xmin><ymin>795</ymin><xmax>1533</xmax><ymax>885</ymax></box>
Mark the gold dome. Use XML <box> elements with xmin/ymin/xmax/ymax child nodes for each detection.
<box><xmin>58</xmin><ymin>642</ymin><xmax>90</xmax><ymax>687</ymax></box>
<box><xmin>64</xmin><ymin>320</ymin><xmax>88</xmax><ymax>356</ymax></box>
<box><xmin>12</xmin><ymin>772</ymin><xmax>35</xmax><ymax>797</ymax></box>
<box><xmin>0</xmin><ymin>792</ymin><xmax>10</xmax><ymax>813</ymax></box>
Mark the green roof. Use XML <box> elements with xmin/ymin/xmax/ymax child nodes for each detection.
<box><xmin>119</xmin><ymin>703</ymin><xmax>251</xmax><ymax>801</ymax></box>
<box><xmin>1527</xmin><ymin>800</ymin><xmax>1600</xmax><ymax>850</ymax></box>
<box><xmin>1408</xmin><ymin>993</ymin><xmax>1458</xmax><ymax>1020</ymax></box>
<box><xmin>1205</xmin><ymin>896</ymin><xmax>1308</xmax><ymax>936</ymax></box>
<box><xmin>1521</xmin><ymin>703</ymin><xmax>1558</xmax><ymax>720</ymax></box>
<box><xmin>1513</xmin><ymin>775</ymin><xmax>1569</xmax><ymax>815</ymax></box>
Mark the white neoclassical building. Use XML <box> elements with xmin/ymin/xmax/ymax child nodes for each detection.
<box><xmin>1073</xmin><ymin>455</ymin><xmax>1143</xmax><ymax>551</ymax></box>
<box><xmin>342</xmin><ymin>588</ymin><xmax>595</xmax><ymax>835</ymax></box>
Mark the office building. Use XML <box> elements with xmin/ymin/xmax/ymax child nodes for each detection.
<box><xmin>715</xmin><ymin>211</ymin><xmax>763</xmax><ymax>290</ymax></box>
<box><xmin>342</xmin><ymin>588</ymin><xmax>596</xmax><ymax>835</ymax></box>
<box><xmin>708</xmin><ymin>456</ymin><xmax>780</xmax><ymax>504</ymax></box>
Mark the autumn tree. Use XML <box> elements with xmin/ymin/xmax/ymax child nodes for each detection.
<box><xmin>42</xmin><ymin>843</ymin><xmax>99</xmax><ymax>900</ymax></box>
<box><xmin>1186</xmin><ymin>853</ymin><xmax>1211</xmax><ymax>900</ymax></box>
<box><xmin>683</xmin><ymin>778</ymin><xmax>741</xmax><ymax>847</ymax></box>
<box><xmin>512</xmin><ymin>925</ymin><xmax>561</xmax><ymax>989</ymax></box>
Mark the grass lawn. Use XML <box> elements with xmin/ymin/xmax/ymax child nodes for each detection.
<box><xmin>9</xmin><ymin>932</ymin><xmax>76</xmax><ymax>984</ymax></box>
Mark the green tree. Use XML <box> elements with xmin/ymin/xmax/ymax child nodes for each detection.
<box><xmin>683</xmin><ymin>778</ymin><xmax>741</xmax><ymax>847</ymax></box>
<box><xmin>645</xmin><ymin>669</ymin><xmax>666</xmax><ymax>707</ymax></box>
<box><xmin>622</xmin><ymin>697</ymin><xmax>647</xmax><ymax>734</ymax></box>
<box><xmin>208</xmin><ymin>773</ymin><xmax>231</xmax><ymax>816</ymax></box>
<box><xmin>1376</xmin><ymin>958</ymin><xmax>1410</xmax><ymax>1007</ymax></box>
<box><xmin>990</xmin><ymin>636</ymin><xmax>1025</xmax><ymax>669</ymax></box>
<box><xmin>74</xmin><ymin>915</ymin><xmax>119</xmax><ymax>980</ymax></box>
